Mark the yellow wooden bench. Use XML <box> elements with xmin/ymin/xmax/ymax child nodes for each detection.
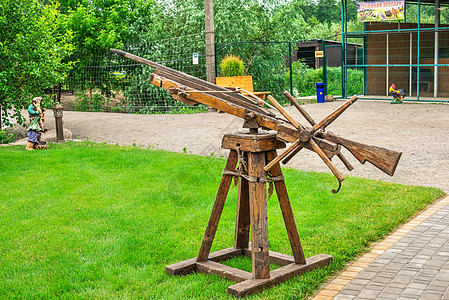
<box><xmin>216</xmin><ymin>76</ymin><xmax>270</xmax><ymax>101</ymax></box>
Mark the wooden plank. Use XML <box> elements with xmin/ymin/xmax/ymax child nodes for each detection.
<box><xmin>209</xmin><ymin>247</ymin><xmax>244</xmax><ymax>262</ymax></box>
<box><xmin>151</xmin><ymin>73</ymin><xmax>285</xmax><ymax>135</ymax></box>
<box><xmin>227</xmin><ymin>254</ymin><xmax>333</xmax><ymax>298</ymax></box>
<box><xmin>196</xmin><ymin>261</ymin><xmax>252</xmax><ymax>283</ymax></box>
<box><xmin>221</xmin><ymin>133</ymin><xmax>285</xmax><ymax>153</ymax></box>
<box><xmin>267</xmin><ymin>251</ymin><xmax>296</xmax><ymax>267</ymax></box>
<box><xmin>166</xmin><ymin>247</ymin><xmax>243</xmax><ymax>276</ymax></box>
<box><xmin>248</xmin><ymin>152</ymin><xmax>270</xmax><ymax>279</ymax></box>
<box><xmin>171</xmin><ymin>94</ymin><xmax>200</xmax><ymax>106</ymax></box>
<box><xmin>197</xmin><ymin>150</ymin><xmax>239</xmax><ymax>262</ymax></box>
<box><xmin>234</xmin><ymin>173</ymin><xmax>250</xmax><ymax>250</ymax></box>
<box><xmin>216</xmin><ymin>76</ymin><xmax>254</xmax><ymax>92</ymax></box>
<box><xmin>266</xmin><ymin>151</ymin><xmax>306</xmax><ymax>264</ymax></box>
<box><xmin>165</xmin><ymin>257</ymin><xmax>197</xmax><ymax>276</ymax></box>
<box><xmin>242</xmin><ymin>247</ymin><xmax>295</xmax><ymax>267</ymax></box>
<box><xmin>155</xmin><ymin>69</ymin><xmax>274</xmax><ymax>117</ymax></box>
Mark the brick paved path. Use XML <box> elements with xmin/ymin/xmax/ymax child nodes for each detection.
<box><xmin>314</xmin><ymin>196</ymin><xmax>449</xmax><ymax>300</ymax></box>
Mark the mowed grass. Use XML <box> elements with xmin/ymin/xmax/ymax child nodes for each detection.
<box><xmin>0</xmin><ymin>142</ymin><xmax>445</xmax><ymax>299</ymax></box>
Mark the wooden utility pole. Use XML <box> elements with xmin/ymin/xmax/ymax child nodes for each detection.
<box><xmin>205</xmin><ymin>0</ymin><xmax>216</xmax><ymax>84</ymax></box>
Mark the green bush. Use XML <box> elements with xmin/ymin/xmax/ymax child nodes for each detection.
<box><xmin>0</xmin><ymin>130</ymin><xmax>16</xmax><ymax>144</ymax></box>
<box><xmin>219</xmin><ymin>54</ymin><xmax>245</xmax><ymax>77</ymax></box>
<box><xmin>287</xmin><ymin>61</ymin><xmax>363</xmax><ymax>97</ymax></box>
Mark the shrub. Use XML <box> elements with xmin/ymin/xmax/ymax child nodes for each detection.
<box><xmin>219</xmin><ymin>54</ymin><xmax>245</xmax><ymax>77</ymax></box>
<box><xmin>0</xmin><ymin>130</ymin><xmax>16</xmax><ymax>144</ymax></box>
<box><xmin>287</xmin><ymin>61</ymin><xmax>363</xmax><ymax>97</ymax></box>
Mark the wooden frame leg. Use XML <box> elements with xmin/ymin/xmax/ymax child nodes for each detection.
<box><xmin>234</xmin><ymin>173</ymin><xmax>250</xmax><ymax>250</ymax></box>
<box><xmin>197</xmin><ymin>150</ymin><xmax>239</xmax><ymax>262</ymax></box>
<box><xmin>266</xmin><ymin>151</ymin><xmax>306</xmax><ymax>264</ymax></box>
<box><xmin>248</xmin><ymin>151</ymin><xmax>270</xmax><ymax>279</ymax></box>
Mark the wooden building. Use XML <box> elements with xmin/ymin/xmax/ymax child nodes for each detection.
<box><xmin>293</xmin><ymin>39</ymin><xmax>361</xmax><ymax>69</ymax></box>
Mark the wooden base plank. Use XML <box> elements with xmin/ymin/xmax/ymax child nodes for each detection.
<box><xmin>196</xmin><ymin>261</ymin><xmax>252</xmax><ymax>283</ymax></box>
<box><xmin>242</xmin><ymin>246</ymin><xmax>296</xmax><ymax>267</ymax></box>
<box><xmin>166</xmin><ymin>247</ymin><xmax>242</xmax><ymax>276</ymax></box>
<box><xmin>227</xmin><ymin>254</ymin><xmax>333</xmax><ymax>298</ymax></box>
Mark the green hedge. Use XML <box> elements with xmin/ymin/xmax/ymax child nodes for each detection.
<box><xmin>287</xmin><ymin>62</ymin><xmax>363</xmax><ymax>97</ymax></box>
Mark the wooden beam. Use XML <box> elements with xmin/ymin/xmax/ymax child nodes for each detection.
<box><xmin>197</xmin><ymin>150</ymin><xmax>239</xmax><ymax>262</ymax></box>
<box><xmin>166</xmin><ymin>247</ymin><xmax>243</xmax><ymax>276</ymax></box>
<box><xmin>248</xmin><ymin>152</ymin><xmax>270</xmax><ymax>279</ymax></box>
<box><xmin>227</xmin><ymin>254</ymin><xmax>333</xmax><ymax>298</ymax></box>
<box><xmin>196</xmin><ymin>261</ymin><xmax>252</xmax><ymax>283</ymax></box>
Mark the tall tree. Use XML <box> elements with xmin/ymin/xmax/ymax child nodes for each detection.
<box><xmin>0</xmin><ymin>0</ymin><xmax>74</xmax><ymax>127</ymax></box>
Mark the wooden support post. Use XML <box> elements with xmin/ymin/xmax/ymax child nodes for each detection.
<box><xmin>248</xmin><ymin>151</ymin><xmax>270</xmax><ymax>279</ymax></box>
<box><xmin>266</xmin><ymin>150</ymin><xmax>306</xmax><ymax>264</ymax></box>
<box><xmin>234</xmin><ymin>169</ymin><xmax>250</xmax><ymax>249</ymax></box>
<box><xmin>197</xmin><ymin>149</ymin><xmax>238</xmax><ymax>261</ymax></box>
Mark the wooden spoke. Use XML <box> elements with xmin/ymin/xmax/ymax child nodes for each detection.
<box><xmin>311</xmin><ymin>95</ymin><xmax>358</xmax><ymax>134</ymax></box>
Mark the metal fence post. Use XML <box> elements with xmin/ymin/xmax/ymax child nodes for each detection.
<box><xmin>322</xmin><ymin>39</ymin><xmax>328</xmax><ymax>96</ymax></box>
<box><xmin>288</xmin><ymin>42</ymin><xmax>293</xmax><ymax>97</ymax></box>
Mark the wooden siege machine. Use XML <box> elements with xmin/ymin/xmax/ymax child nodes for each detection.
<box><xmin>111</xmin><ymin>49</ymin><xmax>402</xmax><ymax>298</ymax></box>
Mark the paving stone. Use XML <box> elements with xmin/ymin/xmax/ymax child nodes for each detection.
<box><xmin>383</xmin><ymin>262</ymin><xmax>405</xmax><ymax>271</ymax></box>
<box><xmin>382</xmin><ymin>286</ymin><xmax>405</xmax><ymax>295</ymax></box>
<box><xmin>402</xmin><ymin>288</ymin><xmax>424</xmax><ymax>296</ymax></box>
<box><xmin>417</xmin><ymin>268</ymin><xmax>439</xmax><ymax>276</ymax></box>
<box><xmin>365</xmin><ymin>283</ymin><xmax>386</xmax><ymax>291</ymax></box>
<box><xmin>397</xmin><ymin>270</ymin><xmax>419</xmax><ymax>277</ymax></box>
<box><xmin>420</xmin><ymin>291</ymin><xmax>444</xmax><ymax>300</ymax></box>
<box><xmin>411</xmin><ymin>276</ymin><xmax>434</xmax><ymax>284</ymax></box>
<box><xmin>339</xmin><ymin>288</ymin><xmax>359</xmax><ymax>296</ymax></box>
<box><xmin>429</xmin><ymin>280</ymin><xmax>448</xmax><ymax>287</ymax></box>
<box><xmin>333</xmin><ymin>295</ymin><xmax>355</xmax><ymax>300</ymax></box>
<box><xmin>343</xmin><ymin>283</ymin><xmax>365</xmax><ymax>292</ymax></box>
<box><xmin>357</xmin><ymin>289</ymin><xmax>381</xmax><ymax>299</ymax></box>
<box><xmin>356</xmin><ymin>271</ymin><xmax>377</xmax><ymax>280</ymax></box>
<box><xmin>377</xmin><ymin>270</ymin><xmax>399</xmax><ymax>279</ymax></box>
<box><xmin>407</xmin><ymin>283</ymin><xmax>428</xmax><ymax>290</ymax></box>
<box><xmin>348</xmin><ymin>278</ymin><xmax>370</xmax><ymax>285</ymax></box>
<box><xmin>377</xmin><ymin>292</ymin><xmax>402</xmax><ymax>299</ymax></box>
<box><xmin>391</xmin><ymin>275</ymin><xmax>413</xmax><ymax>284</ymax></box>
<box><xmin>426</xmin><ymin>284</ymin><xmax>448</xmax><ymax>293</ymax></box>
<box><xmin>372</xmin><ymin>276</ymin><xmax>393</xmax><ymax>284</ymax></box>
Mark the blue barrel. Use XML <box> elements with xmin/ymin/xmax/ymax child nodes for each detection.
<box><xmin>316</xmin><ymin>82</ymin><xmax>325</xmax><ymax>103</ymax></box>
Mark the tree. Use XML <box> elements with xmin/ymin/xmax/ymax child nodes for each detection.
<box><xmin>0</xmin><ymin>0</ymin><xmax>74</xmax><ymax>127</ymax></box>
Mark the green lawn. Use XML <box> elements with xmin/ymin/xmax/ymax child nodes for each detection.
<box><xmin>0</xmin><ymin>142</ymin><xmax>444</xmax><ymax>299</ymax></box>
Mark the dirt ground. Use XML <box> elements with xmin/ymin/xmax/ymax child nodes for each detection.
<box><xmin>16</xmin><ymin>100</ymin><xmax>449</xmax><ymax>192</ymax></box>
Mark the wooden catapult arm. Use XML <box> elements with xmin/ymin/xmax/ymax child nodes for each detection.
<box><xmin>111</xmin><ymin>48</ymin><xmax>402</xmax><ymax>193</ymax></box>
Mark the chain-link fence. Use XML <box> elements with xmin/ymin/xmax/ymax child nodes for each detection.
<box><xmin>62</xmin><ymin>33</ymin><xmax>208</xmax><ymax>113</ymax></box>
<box><xmin>59</xmin><ymin>29</ymin><xmax>448</xmax><ymax>114</ymax></box>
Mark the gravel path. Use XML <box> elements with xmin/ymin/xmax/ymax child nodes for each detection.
<box><xmin>37</xmin><ymin>100</ymin><xmax>449</xmax><ymax>192</ymax></box>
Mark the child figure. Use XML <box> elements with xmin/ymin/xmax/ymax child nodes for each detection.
<box><xmin>389</xmin><ymin>84</ymin><xmax>406</xmax><ymax>104</ymax></box>
<box><xmin>26</xmin><ymin>97</ymin><xmax>48</xmax><ymax>150</ymax></box>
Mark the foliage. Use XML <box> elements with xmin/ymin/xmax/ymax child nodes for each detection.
<box><xmin>0</xmin><ymin>0</ymin><xmax>74</xmax><ymax>127</ymax></box>
<box><xmin>219</xmin><ymin>55</ymin><xmax>246</xmax><ymax>77</ymax></box>
<box><xmin>0</xmin><ymin>130</ymin><xmax>15</xmax><ymax>144</ymax></box>
<box><xmin>0</xmin><ymin>142</ymin><xmax>444</xmax><ymax>298</ymax></box>
<box><xmin>287</xmin><ymin>61</ymin><xmax>363</xmax><ymax>97</ymax></box>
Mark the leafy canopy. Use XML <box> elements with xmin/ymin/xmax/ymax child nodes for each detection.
<box><xmin>0</xmin><ymin>0</ymin><xmax>74</xmax><ymax>127</ymax></box>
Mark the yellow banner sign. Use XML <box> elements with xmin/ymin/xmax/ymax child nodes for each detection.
<box><xmin>358</xmin><ymin>0</ymin><xmax>405</xmax><ymax>22</ymax></box>
<box><xmin>315</xmin><ymin>51</ymin><xmax>324</xmax><ymax>58</ymax></box>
